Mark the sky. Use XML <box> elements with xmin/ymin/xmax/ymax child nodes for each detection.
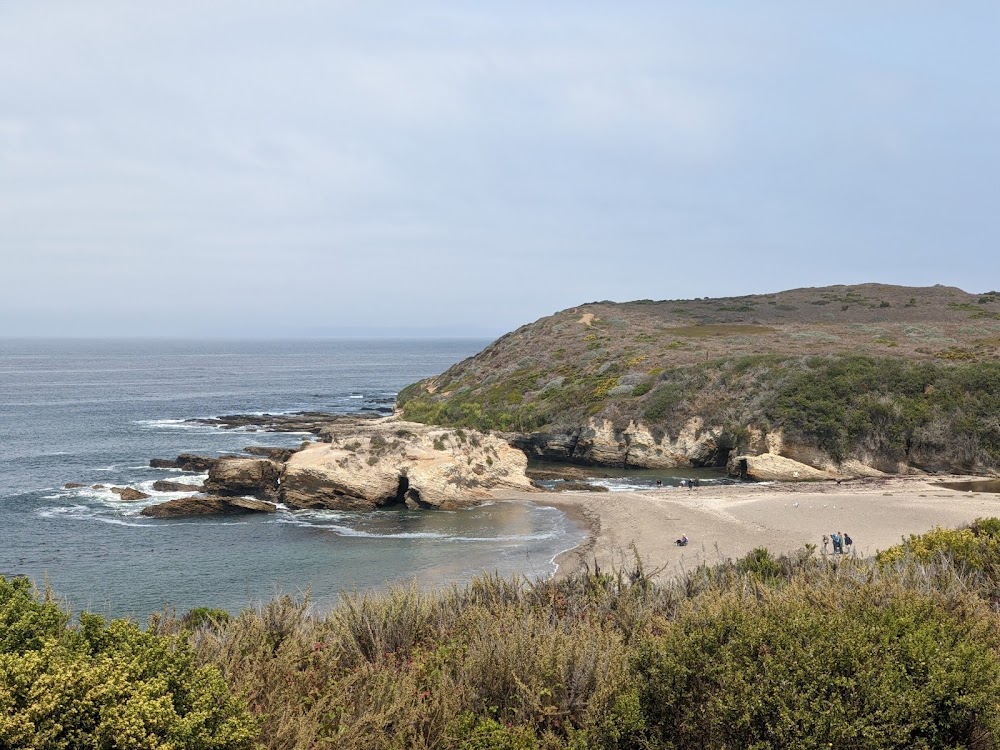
<box><xmin>1</xmin><ymin>2</ymin><xmax>998</xmax><ymax>337</ymax></box>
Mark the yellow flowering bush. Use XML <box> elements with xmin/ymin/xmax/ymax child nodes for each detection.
<box><xmin>0</xmin><ymin>576</ymin><xmax>258</xmax><ymax>749</ymax></box>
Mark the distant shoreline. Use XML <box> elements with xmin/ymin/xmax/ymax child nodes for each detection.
<box><xmin>495</xmin><ymin>475</ymin><xmax>1000</xmax><ymax>579</ymax></box>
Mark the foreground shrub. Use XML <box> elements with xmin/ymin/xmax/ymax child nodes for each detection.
<box><xmin>878</xmin><ymin>517</ymin><xmax>1000</xmax><ymax>573</ymax></box>
<box><xmin>0</xmin><ymin>576</ymin><xmax>258</xmax><ymax>749</ymax></box>
<box><xmin>635</xmin><ymin>580</ymin><xmax>1000</xmax><ymax>749</ymax></box>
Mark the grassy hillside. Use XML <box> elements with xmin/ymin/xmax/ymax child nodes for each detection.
<box><xmin>399</xmin><ymin>284</ymin><xmax>1000</xmax><ymax>472</ymax></box>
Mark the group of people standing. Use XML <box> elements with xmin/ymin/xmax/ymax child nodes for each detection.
<box><xmin>822</xmin><ymin>531</ymin><xmax>853</xmax><ymax>555</ymax></box>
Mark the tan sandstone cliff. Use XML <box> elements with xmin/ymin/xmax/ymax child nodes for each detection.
<box><xmin>280</xmin><ymin>420</ymin><xmax>534</xmax><ymax>511</ymax></box>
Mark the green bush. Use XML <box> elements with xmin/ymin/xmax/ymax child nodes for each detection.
<box><xmin>635</xmin><ymin>582</ymin><xmax>1000</xmax><ymax>749</ymax></box>
<box><xmin>0</xmin><ymin>576</ymin><xmax>258</xmax><ymax>749</ymax></box>
<box><xmin>877</xmin><ymin>517</ymin><xmax>1000</xmax><ymax>572</ymax></box>
<box><xmin>735</xmin><ymin>547</ymin><xmax>783</xmax><ymax>580</ymax></box>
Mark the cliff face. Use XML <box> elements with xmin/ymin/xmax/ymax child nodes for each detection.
<box><xmin>399</xmin><ymin>284</ymin><xmax>1000</xmax><ymax>478</ymax></box>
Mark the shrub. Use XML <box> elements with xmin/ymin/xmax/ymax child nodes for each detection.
<box><xmin>735</xmin><ymin>547</ymin><xmax>782</xmax><ymax>580</ymax></box>
<box><xmin>631</xmin><ymin>381</ymin><xmax>652</xmax><ymax>397</ymax></box>
<box><xmin>877</xmin><ymin>518</ymin><xmax>1000</xmax><ymax>573</ymax></box>
<box><xmin>635</xmin><ymin>582</ymin><xmax>1000</xmax><ymax>749</ymax></box>
<box><xmin>0</xmin><ymin>576</ymin><xmax>258</xmax><ymax>749</ymax></box>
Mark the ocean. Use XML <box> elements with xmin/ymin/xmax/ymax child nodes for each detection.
<box><xmin>0</xmin><ymin>338</ymin><xmax>586</xmax><ymax>621</ymax></box>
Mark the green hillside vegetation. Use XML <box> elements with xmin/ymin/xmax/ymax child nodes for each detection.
<box><xmin>11</xmin><ymin>520</ymin><xmax>1000</xmax><ymax>748</ymax></box>
<box><xmin>398</xmin><ymin>284</ymin><xmax>1000</xmax><ymax>471</ymax></box>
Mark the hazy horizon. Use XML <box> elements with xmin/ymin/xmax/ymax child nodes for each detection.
<box><xmin>3</xmin><ymin>3</ymin><xmax>997</xmax><ymax>337</ymax></box>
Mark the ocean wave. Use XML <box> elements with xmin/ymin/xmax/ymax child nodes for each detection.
<box><xmin>35</xmin><ymin>505</ymin><xmax>150</xmax><ymax>527</ymax></box>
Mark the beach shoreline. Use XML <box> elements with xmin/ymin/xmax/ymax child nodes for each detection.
<box><xmin>494</xmin><ymin>474</ymin><xmax>1000</xmax><ymax>579</ymax></box>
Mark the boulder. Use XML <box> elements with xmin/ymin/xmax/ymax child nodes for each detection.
<box><xmin>110</xmin><ymin>487</ymin><xmax>150</xmax><ymax>502</ymax></box>
<box><xmin>227</xmin><ymin>497</ymin><xmax>278</xmax><ymax>513</ymax></box>
<box><xmin>204</xmin><ymin>458</ymin><xmax>282</xmax><ymax>500</ymax></box>
<box><xmin>149</xmin><ymin>458</ymin><xmax>181</xmax><ymax>469</ymax></box>
<box><xmin>151</xmin><ymin>480</ymin><xmax>203</xmax><ymax>492</ymax></box>
<box><xmin>63</xmin><ymin>483</ymin><xmax>85</xmax><ymax>489</ymax></box>
<box><xmin>728</xmin><ymin>453</ymin><xmax>834</xmax><ymax>482</ymax></box>
<box><xmin>140</xmin><ymin>494</ymin><xmax>276</xmax><ymax>518</ymax></box>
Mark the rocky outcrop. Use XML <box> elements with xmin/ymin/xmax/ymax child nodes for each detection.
<box><xmin>188</xmin><ymin>412</ymin><xmax>379</xmax><ymax>434</ymax></box>
<box><xmin>203</xmin><ymin>458</ymin><xmax>282</xmax><ymax>501</ymax></box>
<box><xmin>63</xmin><ymin>483</ymin><xmax>85</xmax><ymax>489</ymax></box>
<box><xmin>281</xmin><ymin>420</ymin><xmax>534</xmax><ymax>511</ymax></box>
<box><xmin>111</xmin><ymin>487</ymin><xmax>150</xmax><ymax>502</ymax></box>
<box><xmin>513</xmin><ymin>418</ymin><xmax>730</xmax><ymax>469</ymax></box>
<box><xmin>151</xmin><ymin>480</ymin><xmax>203</xmax><ymax>492</ymax></box>
<box><xmin>552</xmin><ymin>481</ymin><xmax>609</xmax><ymax>492</ymax></box>
<box><xmin>728</xmin><ymin>453</ymin><xmax>834</xmax><ymax>482</ymax></box>
<box><xmin>140</xmin><ymin>495</ymin><xmax>276</xmax><ymax>518</ymax></box>
<box><xmin>149</xmin><ymin>454</ymin><xmax>225</xmax><ymax>472</ymax></box>
<box><xmin>244</xmin><ymin>446</ymin><xmax>296</xmax><ymax>462</ymax></box>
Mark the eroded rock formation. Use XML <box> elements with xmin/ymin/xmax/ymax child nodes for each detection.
<box><xmin>281</xmin><ymin>420</ymin><xmax>534</xmax><ymax>511</ymax></box>
<box><xmin>204</xmin><ymin>458</ymin><xmax>282</xmax><ymax>501</ymax></box>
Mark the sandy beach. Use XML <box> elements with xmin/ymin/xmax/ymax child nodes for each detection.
<box><xmin>495</xmin><ymin>475</ymin><xmax>1000</xmax><ymax>578</ymax></box>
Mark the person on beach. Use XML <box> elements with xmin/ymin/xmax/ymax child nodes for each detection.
<box><xmin>822</xmin><ymin>534</ymin><xmax>829</xmax><ymax>554</ymax></box>
<box><xmin>676</xmin><ymin>533</ymin><xmax>688</xmax><ymax>546</ymax></box>
<box><xmin>831</xmin><ymin>532</ymin><xmax>842</xmax><ymax>554</ymax></box>
<box><xmin>844</xmin><ymin>532</ymin><xmax>853</xmax><ymax>553</ymax></box>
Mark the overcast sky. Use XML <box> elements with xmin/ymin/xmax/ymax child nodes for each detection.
<box><xmin>2</xmin><ymin>2</ymin><xmax>998</xmax><ymax>337</ymax></box>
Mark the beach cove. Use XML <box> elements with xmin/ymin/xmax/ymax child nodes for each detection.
<box><xmin>511</xmin><ymin>475</ymin><xmax>1000</xmax><ymax>576</ymax></box>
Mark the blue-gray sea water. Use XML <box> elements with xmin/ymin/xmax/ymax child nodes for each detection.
<box><xmin>0</xmin><ymin>338</ymin><xmax>586</xmax><ymax>621</ymax></box>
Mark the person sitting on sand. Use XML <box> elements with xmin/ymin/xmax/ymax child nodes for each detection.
<box><xmin>676</xmin><ymin>533</ymin><xmax>688</xmax><ymax>546</ymax></box>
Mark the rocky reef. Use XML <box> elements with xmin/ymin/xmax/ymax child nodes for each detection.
<box><xmin>134</xmin><ymin>416</ymin><xmax>534</xmax><ymax>518</ymax></box>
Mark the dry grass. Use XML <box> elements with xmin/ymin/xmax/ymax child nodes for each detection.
<box><xmin>141</xmin><ymin>528</ymin><xmax>1000</xmax><ymax>748</ymax></box>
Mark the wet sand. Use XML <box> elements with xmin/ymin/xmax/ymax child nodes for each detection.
<box><xmin>493</xmin><ymin>475</ymin><xmax>1000</xmax><ymax>578</ymax></box>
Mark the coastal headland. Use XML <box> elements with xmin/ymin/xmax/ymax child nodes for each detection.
<box><xmin>85</xmin><ymin>283</ymin><xmax>1000</xmax><ymax>582</ymax></box>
